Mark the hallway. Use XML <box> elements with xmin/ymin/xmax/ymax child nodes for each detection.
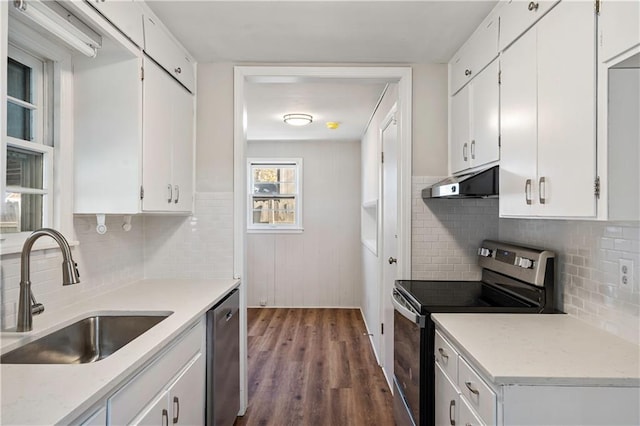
<box><xmin>236</xmin><ymin>308</ymin><xmax>394</xmax><ymax>426</ymax></box>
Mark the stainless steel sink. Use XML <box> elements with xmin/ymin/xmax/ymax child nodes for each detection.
<box><xmin>0</xmin><ymin>314</ymin><xmax>170</xmax><ymax>364</ymax></box>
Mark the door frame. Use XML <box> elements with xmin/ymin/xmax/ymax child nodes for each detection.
<box><xmin>233</xmin><ymin>66</ymin><xmax>412</xmax><ymax>408</ymax></box>
<box><xmin>379</xmin><ymin>103</ymin><xmax>399</xmax><ymax>386</ymax></box>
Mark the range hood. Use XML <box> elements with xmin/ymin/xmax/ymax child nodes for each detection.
<box><xmin>422</xmin><ymin>166</ymin><xmax>499</xmax><ymax>199</ymax></box>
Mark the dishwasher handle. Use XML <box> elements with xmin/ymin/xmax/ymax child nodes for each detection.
<box><xmin>392</xmin><ymin>288</ymin><xmax>426</xmax><ymax>328</ymax></box>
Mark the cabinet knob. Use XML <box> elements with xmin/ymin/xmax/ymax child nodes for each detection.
<box><xmin>464</xmin><ymin>69</ymin><xmax>472</xmax><ymax>77</ymax></box>
<box><xmin>174</xmin><ymin>67</ymin><xmax>182</xmax><ymax>74</ymax></box>
<box><xmin>528</xmin><ymin>1</ymin><xmax>539</xmax><ymax>11</ymax></box>
<box><xmin>388</xmin><ymin>257</ymin><xmax>397</xmax><ymax>265</ymax></box>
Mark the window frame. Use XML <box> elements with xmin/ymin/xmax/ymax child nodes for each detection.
<box><xmin>1</xmin><ymin>16</ymin><xmax>75</xmax><ymax>253</ymax></box>
<box><xmin>247</xmin><ymin>158</ymin><xmax>303</xmax><ymax>233</ymax></box>
<box><xmin>3</xmin><ymin>44</ymin><xmax>54</xmax><ymax>236</ymax></box>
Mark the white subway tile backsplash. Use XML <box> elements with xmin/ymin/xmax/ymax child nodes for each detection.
<box><xmin>411</xmin><ymin>177</ymin><xmax>499</xmax><ymax>281</ymax></box>
<box><xmin>500</xmin><ymin>218</ymin><xmax>640</xmax><ymax>344</ymax></box>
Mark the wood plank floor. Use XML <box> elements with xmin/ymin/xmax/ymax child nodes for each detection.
<box><xmin>235</xmin><ymin>308</ymin><xmax>394</xmax><ymax>426</ymax></box>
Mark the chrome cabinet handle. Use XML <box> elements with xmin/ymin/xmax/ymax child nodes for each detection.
<box><xmin>225</xmin><ymin>310</ymin><xmax>234</xmax><ymax>321</ymax></box>
<box><xmin>162</xmin><ymin>409</ymin><xmax>169</xmax><ymax>426</ymax></box>
<box><xmin>167</xmin><ymin>184</ymin><xmax>173</xmax><ymax>203</ymax></box>
<box><xmin>465</xmin><ymin>381</ymin><xmax>480</xmax><ymax>395</ymax></box>
<box><xmin>470</xmin><ymin>140</ymin><xmax>476</xmax><ymax>160</ymax></box>
<box><xmin>175</xmin><ymin>67</ymin><xmax>182</xmax><ymax>74</ymax></box>
<box><xmin>528</xmin><ymin>1</ymin><xmax>539</xmax><ymax>11</ymax></box>
<box><xmin>464</xmin><ymin>69</ymin><xmax>472</xmax><ymax>77</ymax></box>
<box><xmin>525</xmin><ymin>179</ymin><xmax>532</xmax><ymax>205</ymax></box>
<box><xmin>173</xmin><ymin>396</ymin><xmax>180</xmax><ymax>423</ymax></box>
<box><xmin>449</xmin><ymin>399</ymin><xmax>456</xmax><ymax>425</ymax></box>
<box><xmin>463</xmin><ymin>143</ymin><xmax>468</xmax><ymax>162</ymax></box>
<box><xmin>174</xmin><ymin>185</ymin><xmax>180</xmax><ymax>204</ymax></box>
<box><xmin>539</xmin><ymin>177</ymin><xmax>546</xmax><ymax>204</ymax></box>
<box><xmin>438</xmin><ymin>347</ymin><xmax>449</xmax><ymax>360</ymax></box>
<box><xmin>388</xmin><ymin>257</ymin><xmax>397</xmax><ymax>264</ymax></box>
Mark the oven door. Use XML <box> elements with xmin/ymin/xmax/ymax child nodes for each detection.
<box><xmin>392</xmin><ymin>288</ymin><xmax>426</xmax><ymax>426</ymax></box>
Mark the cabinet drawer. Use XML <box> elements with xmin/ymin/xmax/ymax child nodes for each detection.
<box><xmin>143</xmin><ymin>15</ymin><xmax>195</xmax><ymax>92</ymax></box>
<box><xmin>459</xmin><ymin>356</ymin><xmax>496</xmax><ymax>425</ymax></box>
<box><xmin>450</xmin><ymin>12</ymin><xmax>499</xmax><ymax>95</ymax></box>
<box><xmin>435</xmin><ymin>330</ymin><xmax>459</xmax><ymax>381</ymax></box>
<box><xmin>86</xmin><ymin>0</ymin><xmax>144</xmax><ymax>48</ymax></box>
<box><xmin>499</xmin><ymin>0</ymin><xmax>559</xmax><ymax>51</ymax></box>
<box><xmin>108</xmin><ymin>320</ymin><xmax>204</xmax><ymax>425</ymax></box>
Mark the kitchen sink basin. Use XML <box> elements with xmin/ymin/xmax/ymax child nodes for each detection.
<box><xmin>0</xmin><ymin>314</ymin><xmax>171</xmax><ymax>364</ymax></box>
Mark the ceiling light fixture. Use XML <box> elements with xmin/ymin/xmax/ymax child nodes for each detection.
<box><xmin>283</xmin><ymin>113</ymin><xmax>313</xmax><ymax>126</ymax></box>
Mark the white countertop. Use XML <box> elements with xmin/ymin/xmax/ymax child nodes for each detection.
<box><xmin>0</xmin><ymin>278</ymin><xmax>240</xmax><ymax>425</ymax></box>
<box><xmin>432</xmin><ymin>313</ymin><xmax>640</xmax><ymax>387</ymax></box>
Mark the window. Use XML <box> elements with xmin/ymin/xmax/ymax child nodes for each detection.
<box><xmin>248</xmin><ymin>159</ymin><xmax>303</xmax><ymax>232</ymax></box>
<box><xmin>2</xmin><ymin>45</ymin><xmax>53</xmax><ymax>235</ymax></box>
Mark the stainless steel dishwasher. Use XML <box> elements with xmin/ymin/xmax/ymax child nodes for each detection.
<box><xmin>206</xmin><ymin>288</ymin><xmax>240</xmax><ymax>426</ymax></box>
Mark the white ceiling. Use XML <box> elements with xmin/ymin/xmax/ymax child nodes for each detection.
<box><xmin>245</xmin><ymin>80</ymin><xmax>387</xmax><ymax>141</ymax></box>
<box><xmin>146</xmin><ymin>0</ymin><xmax>497</xmax><ymax>141</ymax></box>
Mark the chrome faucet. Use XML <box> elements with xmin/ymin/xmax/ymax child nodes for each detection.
<box><xmin>16</xmin><ymin>228</ymin><xmax>80</xmax><ymax>332</ymax></box>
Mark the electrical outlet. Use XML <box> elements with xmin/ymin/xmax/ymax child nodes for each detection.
<box><xmin>259</xmin><ymin>300</ymin><xmax>267</xmax><ymax>307</ymax></box>
<box><xmin>619</xmin><ymin>259</ymin><xmax>633</xmax><ymax>287</ymax></box>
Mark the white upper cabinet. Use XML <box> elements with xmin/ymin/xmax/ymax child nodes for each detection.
<box><xmin>87</xmin><ymin>0</ymin><xmax>144</xmax><ymax>48</ymax></box>
<box><xmin>449</xmin><ymin>9</ymin><xmax>499</xmax><ymax>95</ymax></box>
<box><xmin>142</xmin><ymin>58</ymin><xmax>194</xmax><ymax>213</ymax></box>
<box><xmin>498</xmin><ymin>0</ymin><xmax>560</xmax><ymax>51</ymax></box>
<box><xmin>143</xmin><ymin>14</ymin><xmax>195</xmax><ymax>92</ymax></box>
<box><xmin>598</xmin><ymin>0</ymin><xmax>640</xmax><ymax>63</ymax></box>
<box><xmin>450</xmin><ymin>60</ymin><xmax>500</xmax><ymax>174</ymax></box>
<box><xmin>500</xmin><ymin>0</ymin><xmax>597</xmax><ymax>218</ymax></box>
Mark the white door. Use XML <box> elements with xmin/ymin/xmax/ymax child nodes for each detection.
<box><xmin>168</xmin><ymin>355</ymin><xmax>206</xmax><ymax>425</ymax></box>
<box><xmin>142</xmin><ymin>59</ymin><xmax>174</xmax><ymax>212</ymax></box>
<box><xmin>499</xmin><ymin>28</ymin><xmax>538</xmax><ymax>216</ymax></box>
<box><xmin>536</xmin><ymin>0</ymin><xmax>596</xmax><ymax>217</ymax></box>
<box><xmin>380</xmin><ymin>109</ymin><xmax>398</xmax><ymax>383</ymax></box>
<box><xmin>450</xmin><ymin>86</ymin><xmax>470</xmax><ymax>174</ymax></box>
<box><xmin>470</xmin><ymin>59</ymin><xmax>500</xmax><ymax>168</ymax></box>
<box><xmin>170</xmin><ymin>82</ymin><xmax>194</xmax><ymax>213</ymax></box>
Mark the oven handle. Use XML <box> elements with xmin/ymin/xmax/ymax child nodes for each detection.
<box><xmin>392</xmin><ymin>288</ymin><xmax>426</xmax><ymax>328</ymax></box>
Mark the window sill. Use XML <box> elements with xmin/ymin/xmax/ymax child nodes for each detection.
<box><xmin>247</xmin><ymin>227</ymin><xmax>304</xmax><ymax>234</ymax></box>
<box><xmin>0</xmin><ymin>238</ymin><xmax>80</xmax><ymax>256</ymax></box>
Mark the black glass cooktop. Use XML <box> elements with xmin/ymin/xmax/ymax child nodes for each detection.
<box><xmin>395</xmin><ymin>280</ymin><xmax>542</xmax><ymax>314</ymax></box>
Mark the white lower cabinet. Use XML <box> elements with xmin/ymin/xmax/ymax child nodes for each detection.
<box><xmin>435</xmin><ymin>327</ymin><xmax>640</xmax><ymax>426</ymax></box>
<box><xmin>108</xmin><ymin>319</ymin><xmax>205</xmax><ymax>426</ymax></box>
<box><xmin>131</xmin><ymin>354</ymin><xmax>205</xmax><ymax>426</ymax></box>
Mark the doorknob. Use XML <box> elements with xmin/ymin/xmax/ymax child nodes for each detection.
<box><xmin>388</xmin><ymin>257</ymin><xmax>397</xmax><ymax>264</ymax></box>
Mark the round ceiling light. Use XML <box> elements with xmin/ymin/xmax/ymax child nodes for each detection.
<box><xmin>283</xmin><ymin>113</ymin><xmax>313</xmax><ymax>126</ymax></box>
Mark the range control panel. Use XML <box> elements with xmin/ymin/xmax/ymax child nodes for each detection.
<box><xmin>477</xmin><ymin>240</ymin><xmax>555</xmax><ymax>288</ymax></box>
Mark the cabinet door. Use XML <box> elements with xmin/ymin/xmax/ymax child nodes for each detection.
<box><xmin>131</xmin><ymin>391</ymin><xmax>170</xmax><ymax>426</ymax></box>
<box><xmin>459</xmin><ymin>396</ymin><xmax>486</xmax><ymax>426</ymax></box>
<box><xmin>470</xmin><ymin>59</ymin><xmax>499</xmax><ymax>167</ymax></box>
<box><xmin>143</xmin><ymin>15</ymin><xmax>195</xmax><ymax>92</ymax></box>
<box><xmin>450</xmin><ymin>85</ymin><xmax>471</xmax><ymax>174</ymax></box>
<box><xmin>88</xmin><ymin>0</ymin><xmax>144</xmax><ymax>48</ymax></box>
<box><xmin>435</xmin><ymin>362</ymin><xmax>459</xmax><ymax>426</ymax></box>
<box><xmin>142</xmin><ymin>59</ymin><xmax>174</xmax><ymax>212</ymax></box>
<box><xmin>170</xmin><ymin>82</ymin><xmax>194</xmax><ymax>213</ymax></box>
<box><xmin>499</xmin><ymin>0</ymin><xmax>559</xmax><ymax>51</ymax></box>
<box><xmin>599</xmin><ymin>0</ymin><xmax>640</xmax><ymax>63</ymax></box>
<box><xmin>168</xmin><ymin>354</ymin><xmax>206</xmax><ymax>425</ymax></box>
<box><xmin>499</xmin><ymin>29</ymin><xmax>538</xmax><ymax>216</ymax></box>
<box><xmin>537</xmin><ymin>0</ymin><xmax>596</xmax><ymax>217</ymax></box>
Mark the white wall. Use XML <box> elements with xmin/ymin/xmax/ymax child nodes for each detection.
<box><xmin>246</xmin><ymin>139</ymin><xmax>361</xmax><ymax>307</ymax></box>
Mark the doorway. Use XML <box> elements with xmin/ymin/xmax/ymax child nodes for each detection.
<box><xmin>233</xmin><ymin>66</ymin><xmax>412</xmax><ymax>411</ymax></box>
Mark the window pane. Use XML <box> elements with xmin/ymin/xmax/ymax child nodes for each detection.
<box><xmin>1</xmin><ymin>192</ymin><xmax>43</xmax><ymax>233</ymax></box>
<box><xmin>251</xmin><ymin>198</ymin><xmax>296</xmax><ymax>225</ymax></box>
<box><xmin>7</xmin><ymin>58</ymin><xmax>32</xmax><ymax>102</ymax></box>
<box><xmin>6</xmin><ymin>147</ymin><xmax>43</xmax><ymax>189</ymax></box>
<box><xmin>252</xmin><ymin>166</ymin><xmax>296</xmax><ymax>195</ymax></box>
<box><xmin>7</xmin><ymin>102</ymin><xmax>33</xmax><ymax>140</ymax></box>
